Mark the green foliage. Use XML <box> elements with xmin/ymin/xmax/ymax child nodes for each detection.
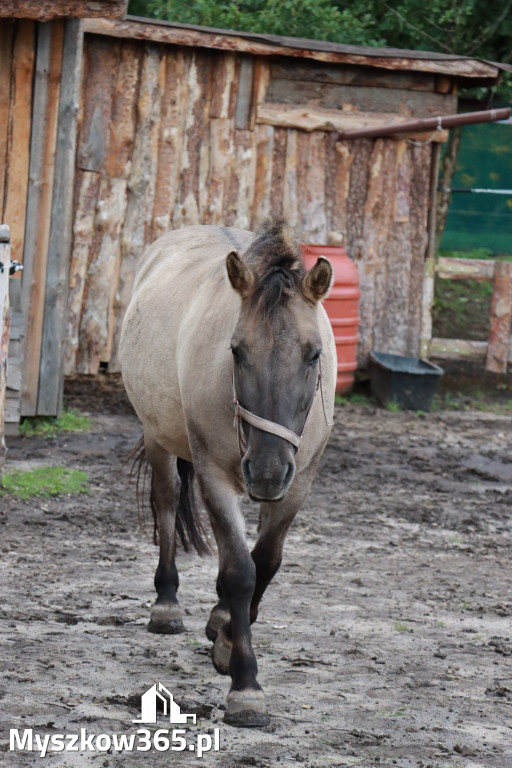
<box><xmin>18</xmin><ymin>409</ymin><xmax>91</xmax><ymax>439</ymax></box>
<box><xmin>1</xmin><ymin>467</ymin><xmax>89</xmax><ymax>499</ymax></box>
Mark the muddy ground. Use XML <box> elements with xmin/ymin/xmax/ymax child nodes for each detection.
<box><xmin>1</xmin><ymin>377</ymin><xmax>511</xmax><ymax>768</ymax></box>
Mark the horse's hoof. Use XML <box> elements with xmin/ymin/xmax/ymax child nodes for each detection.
<box><xmin>211</xmin><ymin>628</ymin><xmax>232</xmax><ymax>675</ymax></box>
<box><xmin>148</xmin><ymin>603</ymin><xmax>184</xmax><ymax>634</ymax></box>
<box><xmin>148</xmin><ymin>618</ymin><xmax>185</xmax><ymax>635</ymax></box>
<box><xmin>224</xmin><ymin>689</ymin><xmax>269</xmax><ymax>728</ymax></box>
<box><xmin>205</xmin><ymin>607</ymin><xmax>230</xmax><ymax>642</ymax></box>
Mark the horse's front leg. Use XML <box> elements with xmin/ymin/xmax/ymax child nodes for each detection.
<box><xmin>250</xmin><ymin>466</ymin><xmax>318</xmax><ymax>625</ymax></box>
<box><xmin>144</xmin><ymin>437</ymin><xmax>185</xmax><ymax>635</ymax></box>
<box><xmin>198</xmin><ymin>468</ymin><xmax>269</xmax><ymax>728</ymax></box>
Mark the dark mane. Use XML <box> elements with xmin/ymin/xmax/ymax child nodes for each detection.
<box><xmin>244</xmin><ymin>218</ymin><xmax>305</xmax><ymax>319</ymax></box>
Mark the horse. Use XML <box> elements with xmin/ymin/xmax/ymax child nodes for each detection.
<box><xmin>119</xmin><ymin>218</ymin><xmax>336</xmax><ymax>727</ymax></box>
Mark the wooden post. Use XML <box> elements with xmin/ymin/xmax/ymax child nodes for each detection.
<box><xmin>420</xmin><ymin>141</ymin><xmax>440</xmax><ymax>358</ymax></box>
<box><xmin>37</xmin><ymin>19</ymin><xmax>83</xmax><ymax>415</ymax></box>
<box><xmin>485</xmin><ymin>261</ymin><xmax>512</xmax><ymax>373</ymax></box>
<box><xmin>0</xmin><ymin>225</ymin><xmax>11</xmax><ymax>479</ymax></box>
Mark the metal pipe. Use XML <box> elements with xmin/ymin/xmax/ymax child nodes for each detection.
<box><xmin>335</xmin><ymin>107</ymin><xmax>511</xmax><ymax>140</ymax></box>
<box><xmin>438</xmin><ymin>187</ymin><xmax>512</xmax><ymax>195</ymax></box>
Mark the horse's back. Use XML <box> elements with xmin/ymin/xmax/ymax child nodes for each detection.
<box><xmin>120</xmin><ymin>226</ymin><xmax>254</xmax><ymax>458</ymax></box>
<box><xmin>132</xmin><ymin>225</ymin><xmax>254</xmax><ymax>296</ymax></box>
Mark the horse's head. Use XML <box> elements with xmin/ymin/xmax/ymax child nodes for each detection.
<box><xmin>226</xmin><ymin>219</ymin><xmax>333</xmax><ymax>502</ymax></box>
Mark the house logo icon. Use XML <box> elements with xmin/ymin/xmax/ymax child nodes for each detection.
<box><xmin>132</xmin><ymin>683</ymin><xmax>197</xmax><ymax>725</ymax></box>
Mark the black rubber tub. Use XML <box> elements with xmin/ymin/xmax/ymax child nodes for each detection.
<box><xmin>369</xmin><ymin>351</ymin><xmax>444</xmax><ymax>411</ymax></box>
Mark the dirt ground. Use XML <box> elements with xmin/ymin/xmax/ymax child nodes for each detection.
<box><xmin>1</xmin><ymin>377</ymin><xmax>511</xmax><ymax>768</ymax></box>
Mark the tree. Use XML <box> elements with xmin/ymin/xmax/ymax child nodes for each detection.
<box><xmin>128</xmin><ymin>0</ymin><xmax>512</xmax><ymax>248</ymax></box>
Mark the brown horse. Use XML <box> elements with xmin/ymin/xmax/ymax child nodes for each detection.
<box><xmin>120</xmin><ymin>219</ymin><xmax>336</xmax><ymax>727</ymax></box>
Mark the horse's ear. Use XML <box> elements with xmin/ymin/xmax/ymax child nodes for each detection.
<box><xmin>302</xmin><ymin>257</ymin><xmax>334</xmax><ymax>303</ymax></box>
<box><xmin>225</xmin><ymin>250</ymin><xmax>254</xmax><ymax>298</ymax></box>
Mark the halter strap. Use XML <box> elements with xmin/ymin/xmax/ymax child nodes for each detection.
<box><xmin>232</xmin><ymin>355</ymin><xmax>333</xmax><ymax>457</ymax></box>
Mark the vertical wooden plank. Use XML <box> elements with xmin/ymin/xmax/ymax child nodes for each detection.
<box><xmin>485</xmin><ymin>261</ymin><xmax>512</xmax><ymax>373</ymax></box>
<box><xmin>210</xmin><ymin>52</ymin><xmax>236</xmax><ymax>119</ymax></box>
<box><xmin>229</xmin><ymin>129</ymin><xmax>256</xmax><ymax>230</ymax></box>
<box><xmin>21</xmin><ymin>19</ymin><xmax>63</xmax><ymax>416</ymax></box>
<box><xmin>0</xmin><ymin>225</ymin><xmax>10</xmax><ymax>477</ymax></box>
<box><xmin>109</xmin><ymin>43</ymin><xmax>163</xmax><ymax>373</ymax></box>
<box><xmin>283</xmin><ymin>129</ymin><xmax>298</xmax><ymax>230</ymax></box>
<box><xmin>207</xmin><ymin>53</ymin><xmax>236</xmax><ymax>226</ymax></box>
<box><xmin>269</xmin><ymin>127</ymin><xmax>287</xmax><ymax>220</ymax></box>
<box><xmin>329</xmin><ymin>137</ymin><xmax>352</xmax><ymax>244</ymax></box>
<box><xmin>251</xmin><ymin>57</ymin><xmax>269</xmax><ymax>131</ymax></box>
<box><xmin>234</xmin><ymin>55</ymin><xmax>254</xmax><ymax>131</ymax></box>
<box><xmin>355</xmin><ymin>139</ymin><xmax>398</xmax><ymax>361</ymax></box>
<box><xmin>37</xmin><ymin>19</ymin><xmax>83</xmax><ymax>415</ymax></box>
<box><xmin>172</xmin><ymin>51</ymin><xmax>212</xmax><ymax>229</ymax></box>
<box><xmin>0</xmin><ymin>21</ymin><xmax>14</xmax><ymax>220</ymax></box>
<box><xmin>251</xmin><ymin>123</ymin><xmax>273</xmax><ymax>229</ymax></box>
<box><xmin>408</xmin><ymin>143</ymin><xmax>431</xmax><ymax>356</ymax></box>
<box><xmin>294</xmin><ymin>131</ymin><xmax>310</xmax><ymax>238</ymax></box>
<box><xmin>64</xmin><ymin>169</ymin><xmax>100</xmax><ymax>375</ymax></box>
<box><xmin>107</xmin><ymin>40</ymin><xmax>141</xmax><ymax>179</ymax></box>
<box><xmin>77</xmin><ymin>176</ymin><xmax>127</xmax><ymax>373</ymax></box>
<box><xmin>3</xmin><ymin>19</ymin><xmax>35</xmax><ymax>264</ymax></box>
<box><xmin>76</xmin><ymin>35</ymin><xmax>118</xmax><ymax>172</ymax></box>
<box><xmin>151</xmin><ymin>49</ymin><xmax>188</xmax><ymax>240</ymax></box>
<box><xmin>303</xmin><ymin>131</ymin><xmax>327</xmax><ymax>243</ymax></box>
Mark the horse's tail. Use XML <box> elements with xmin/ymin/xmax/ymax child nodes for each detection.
<box><xmin>174</xmin><ymin>458</ymin><xmax>211</xmax><ymax>556</ymax></box>
<box><xmin>128</xmin><ymin>437</ymin><xmax>210</xmax><ymax>556</ymax></box>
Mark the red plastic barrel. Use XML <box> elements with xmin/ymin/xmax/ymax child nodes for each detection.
<box><xmin>302</xmin><ymin>244</ymin><xmax>360</xmax><ymax>395</ymax></box>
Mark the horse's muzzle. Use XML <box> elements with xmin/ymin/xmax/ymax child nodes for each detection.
<box><xmin>241</xmin><ymin>455</ymin><xmax>295</xmax><ymax>502</ymax></box>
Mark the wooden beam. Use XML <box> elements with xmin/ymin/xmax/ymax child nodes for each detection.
<box><xmin>266</xmin><ymin>78</ymin><xmax>457</xmax><ymax>116</ymax></box>
<box><xmin>436</xmin><ymin>256</ymin><xmax>495</xmax><ymax>280</ymax></box>
<box><xmin>429</xmin><ymin>337</ymin><xmax>488</xmax><ymax>361</ymax></box>
<box><xmin>485</xmin><ymin>261</ymin><xmax>512</xmax><ymax>373</ymax></box>
<box><xmin>270</xmin><ymin>60</ymin><xmax>436</xmax><ymax>91</ymax></box>
<box><xmin>37</xmin><ymin>19</ymin><xmax>83</xmax><ymax>415</ymax></box>
<box><xmin>256</xmin><ymin>102</ymin><xmax>448</xmax><ymax>140</ymax></box>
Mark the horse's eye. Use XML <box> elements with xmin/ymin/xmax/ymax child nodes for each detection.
<box><xmin>309</xmin><ymin>351</ymin><xmax>321</xmax><ymax>366</ymax></box>
<box><xmin>231</xmin><ymin>347</ymin><xmax>241</xmax><ymax>364</ymax></box>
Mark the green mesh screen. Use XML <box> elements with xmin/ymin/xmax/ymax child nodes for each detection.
<box><xmin>440</xmin><ymin>122</ymin><xmax>512</xmax><ymax>254</ymax></box>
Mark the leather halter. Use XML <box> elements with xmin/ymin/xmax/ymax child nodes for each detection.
<box><xmin>232</xmin><ymin>355</ymin><xmax>333</xmax><ymax>457</ymax></box>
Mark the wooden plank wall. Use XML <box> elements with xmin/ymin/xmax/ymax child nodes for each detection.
<box><xmin>66</xmin><ymin>33</ymin><xmax>435</xmax><ymax>376</ymax></box>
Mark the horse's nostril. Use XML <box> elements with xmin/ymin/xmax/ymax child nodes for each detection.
<box><xmin>282</xmin><ymin>462</ymin><xmax>295</xmax><ymax>489</ymax></box>
<box><xmin>242</xmin><ymin>459</ymin><xmax>252</xmax><ymax>487</ymax></box>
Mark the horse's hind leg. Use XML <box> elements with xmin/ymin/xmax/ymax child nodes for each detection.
<box><xmin>145</xmin><ymin>436</ymin><xmax>185</xmax><ymax>635</ymax></box>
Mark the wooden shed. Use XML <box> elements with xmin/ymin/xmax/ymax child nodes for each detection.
<box><xmin>0</xmin><ymin>6</ymin><xmax>505</xmax><ymax>421</ymax></box>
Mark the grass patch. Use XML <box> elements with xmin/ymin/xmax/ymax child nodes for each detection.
<box><xmin>394</xmin><ymin>621</ymin><xmax>413</xmax><ymax>633</ymax></box>
<box><xmin>1</xmin><ymin>467</ymin><xmax>89</xmax><ymax>499</ymax></box>
<box><xmin>335</xmin><ymin>391</ymin><xmax>374</xmax><ymax>407</ymax></box>
<box><xmin>18</xmin><ymin>408</ymin><xmax>90</xmax><ymax>439</ymax></box>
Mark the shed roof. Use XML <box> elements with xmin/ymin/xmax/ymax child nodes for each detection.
<box><xmin>82</xmin><ymin>15</ymin><xmax>510</xmax><ymax>87</ymax></box>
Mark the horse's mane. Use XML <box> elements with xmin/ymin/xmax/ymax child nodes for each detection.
<box><xmin>244</xmin><ymin>218</ymin><xmax>306</xmax><ymax>319</ymax></box>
